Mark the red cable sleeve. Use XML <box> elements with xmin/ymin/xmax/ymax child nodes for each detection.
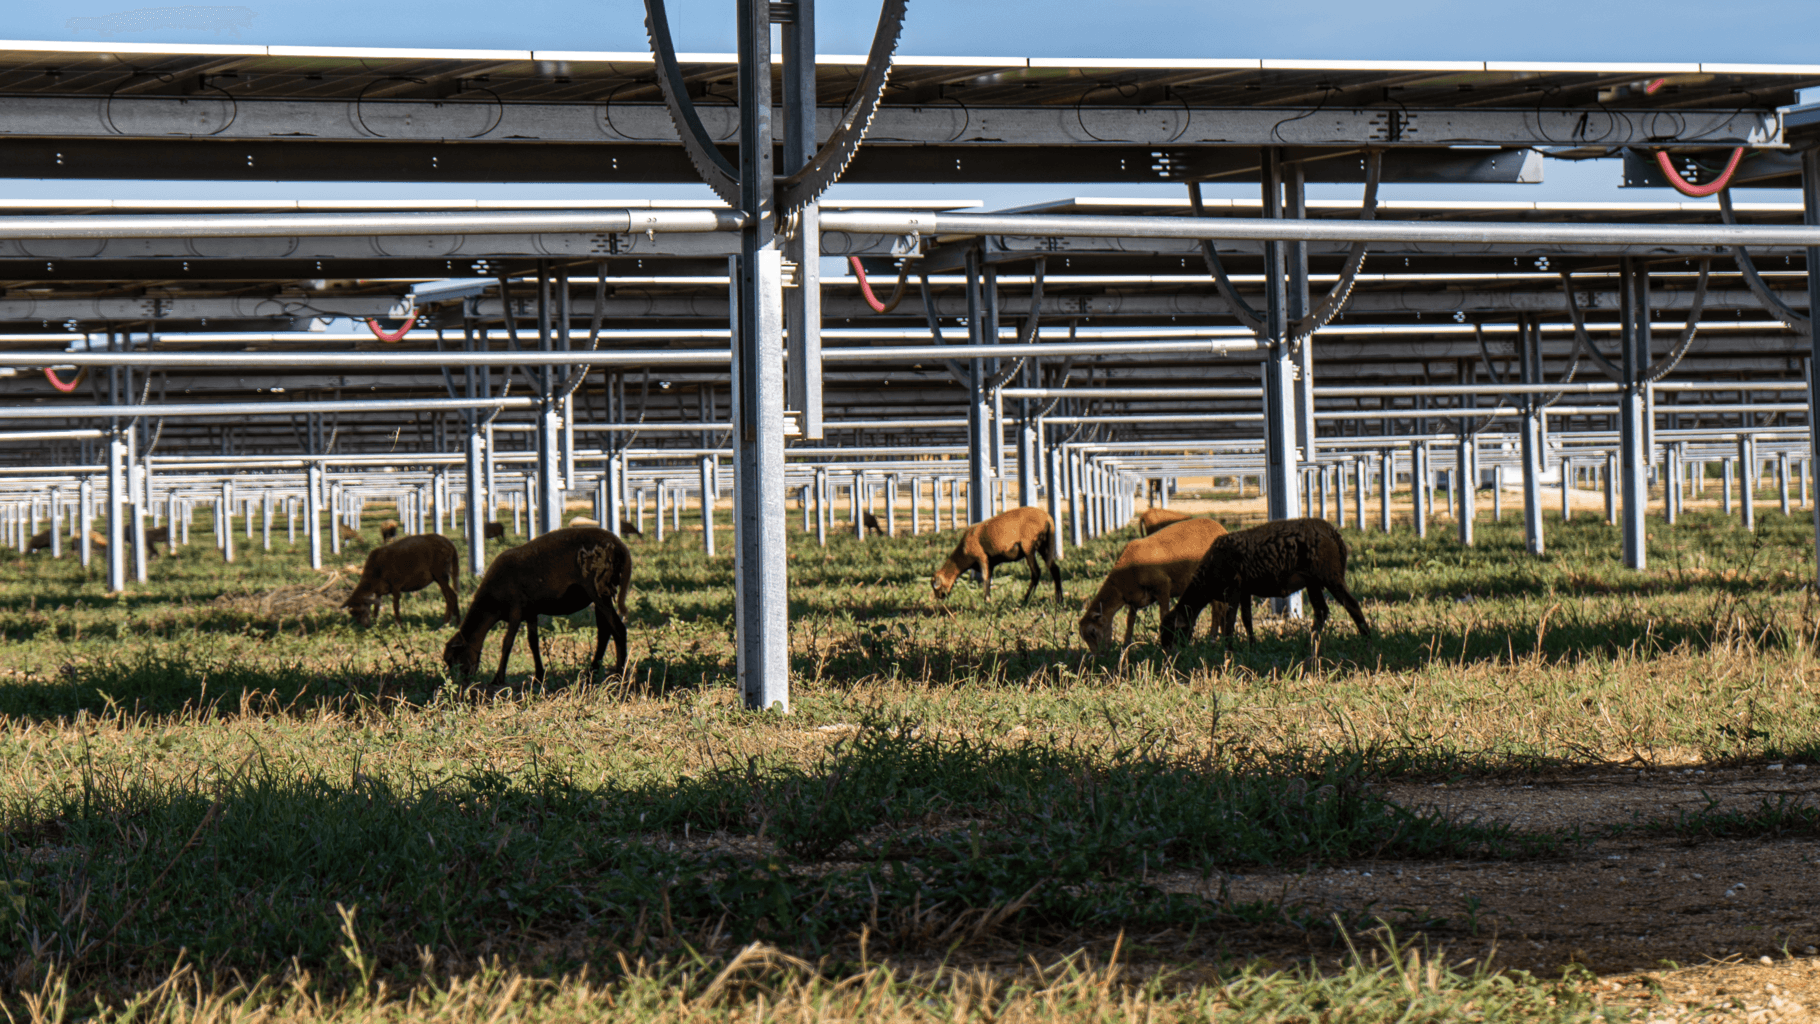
<box><xmin>366</xmin><ymin>314</ymin><xmax>418</xmax><ymax>342</ymax></box>
<box><xmin>1645</xmin><ymin>78</ymin><xmax>1667</xmax><ymax>95</ymax></box>
<box><xmin>44</xmin><ymin>366</ymin><xmax>83</xmax><ymax>393</ymax></box>
<box><xmin>1654</xmin><ymin>148</ymin><xmax>1746</xmax><ymax>198</ymax></box>
<box><xmin>848</xmin><ymin>256</ymin><xmax>889</xmax><ymax>313</ymax></box>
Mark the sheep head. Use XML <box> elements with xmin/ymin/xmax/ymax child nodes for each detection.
<box><xmin>931</xmin><ymin>560</ymin><xmax>962</xmax><ymax>601</ymax></box>
<box><xmin>343</xmin><ymin>593</ymin><xmax>378</xmax><ymax>627</ymax></box>
<box><xmin>443</xmin><ymin>632</ymin><xmax>481</xmax><ymax>676</ymax></box>
<box><xmin>1078</xmin><ymin>600</ymin><xmax>1114</xmax><ymax>651</ymax></box>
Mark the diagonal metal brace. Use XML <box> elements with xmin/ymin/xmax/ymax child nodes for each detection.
<box><xmin>643</xmin><ymin>0</ymin><xmax>740</xmax><ymax>207</ymax></box>
<box><xmin>777</xmin><ymin>0</ymin><xmax>907</xmax><ymax>215</ymax></box>
<box><xmin>1718</xmin><ymin>189</ymin><xmax>1809</xmax><ymax>336</ymax></box>
<box><xmin>985</xmin><ymin>256</ymin><xmax>1045</xmax><ymax>391</ymax></box>
<box><xmin>645</xmin><ymin>0</ymin><xmax>906</xmax><ymax>214</ymax></box>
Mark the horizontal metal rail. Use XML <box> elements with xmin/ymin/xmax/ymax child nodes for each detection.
<box><xmin>3</xmin><ymin>397</ymin><xmax>535</xmax><ymax>420</ymax></box>
<box><xmin>0</xmin><ymin>209</ymin><xmax>742</xmax><ymax>240</ymax></box>
<box><xmin>821</xmin><ymin>210</ymin><xmax>1820</xmax><ymax>249</ymax></box>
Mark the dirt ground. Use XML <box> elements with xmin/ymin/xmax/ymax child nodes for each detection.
<box><xmin>1172</xmin><ymin>765</ymin><xmax>1820</xmax><ymax>1021</ymax></box>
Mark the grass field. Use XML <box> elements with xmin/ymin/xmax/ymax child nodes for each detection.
<box><xmin>1</xmin><ymin>484</ymin><xmax>1818</xmax><ymax>1022</ymax></box>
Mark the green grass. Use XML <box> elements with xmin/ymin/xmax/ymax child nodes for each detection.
<box><xmin>0</xmin><ymin>491</ymin><xmax>1816</xmax><ymax>1014</ymax></box>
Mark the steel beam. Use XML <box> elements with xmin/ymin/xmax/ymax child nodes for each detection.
<box><xmin>0</xmin><ymin>94</ymin><xmax>1771</xmax><ymax>150</ymax></box>
<box><xmin>1620</xmin><ymin>261</ymin><xmax>1650</xmax><ymax>568</ymax></box>
<box><xmin>1805</xmin><ymin>147</ymin><xmax>1820</xmax><ymax>577</ymax></box>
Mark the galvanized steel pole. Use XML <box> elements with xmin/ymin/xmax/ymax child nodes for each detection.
<box><xmin>1620</xmin><ymin>262</ymin><xmax>1650</xmax><ymax>568</ymax></box>
<box><xmin>731</xmin><ymin>0</ymin><xmax>789</xmax><ymax>712</ymax></box>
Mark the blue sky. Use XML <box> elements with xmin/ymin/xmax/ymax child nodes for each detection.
<box><xmin>5</xmin><ymin>0</ymin><xmax>1817</xmax><ymax>207</ymax></box>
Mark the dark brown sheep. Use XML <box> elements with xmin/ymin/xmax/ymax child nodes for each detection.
<box><xmin>484</xmin><ymin>521</ymin><xmax>505</xmax><ymax>541</ymax></box>
<box><xmin>1160</xmin><ymin>517</ymin><xmax>1370</xmax><ymax>649</ymax></box>
<box><xmin>862</xmin><ymin>511</ymin><xmax>886</xmax><ymax>537</ymax></box>
<box><xmin>932</xmin><ymin>506</ymin><xmax>1062</xmax><ymax>604</ymax></box>
<box><xmin>343</xmin><ymin>534</ymin><xmax>460</xmax><ymax>627</ymax></box>
<box><xmin>443</xmin><ymin>526</ymin><xmax>632</xmax><ymax>688</ymax></box>
<box><xmin>1079</xmin><ymin>518</ymin><xmax>1228</xmax><ymax>651</ymax></box>
<box><xmin>619</xmin><ymin>518</ymin><xmax>643</xmax><ymax>538</ymax></box>
<box><xmin>379</xmin><ymin>519</ymin><xmax>400</xmax><ymax>543</ymax></box>
<box><xmin>1136</xmin><ymin>507</ymin><xmax>1195</xmax><ymax>536</ymax></box>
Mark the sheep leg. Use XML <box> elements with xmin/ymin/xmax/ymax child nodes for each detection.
<box><xmin>1047</xmin><ymin>556</ymin><xmax>1063</xmax><ymax>603</ymax></box>
<box><xmin>1305</xmin><ymin>587</ymin><xmax>1332</xmax><ymax>636</ymax></box>
<box><xmin>1327</xmin><ymin>580</ymin><xmax>1373</xmax><ymax>638</ymax></box>
<box><xmin>391</xmin><ymin>592</ymin><xmax>403</xmax><ymax>627</ymax></box>
<box><xmin>592</xmin><ymin>600</ymin><xmax>630</xmax><ymax>677</ymax></box>
<box><xmin>492</xmin><ymin>616</ymin><xmax>523</xmax><ymax>689</ymax></box>
<box><xmin>434</xmin><ymin>575</ymin><xmax>460</xmax><ymax>624</ymax></box>
<box><xmin>980</xmin><ymin>562</ymin><xmax>992</xmax><ymax>600</ymax></box>
<box><xmin>525</xmin><ymin>617</ymin><xmax>546</xmax><ymax>683</ymax></box>
<box><xmin>1122</xmin><ymin>606</ymin><xmax>1138</xmax><ymax>647</ymax></box>
<box><xmin>1020</xmin><ymin>550</ymin><xmax>1041</xmax><ymax>605</ymax></box>
<box><xmin>1240</xmin><ymin>597</ymin><xmax>1256</xmax><ymax>645</ymax></box>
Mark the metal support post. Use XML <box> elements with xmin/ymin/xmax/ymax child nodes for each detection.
<box><xmin>1379</xmin><ymin>450</ymin><xmax>1393</xmax><ymax>533</ymax></box>
<box><xmin>1047</xmin><ymin>446</ymin><xmax>1064</xmax><ymax>556</ymax></box>
<box><xmin>307</xmin><ymin>465</ymin><xmax>323</xmax><ymax>569</ymax></box>
<box><xmin>329</xmin><ymin>480</ymin><xmax>342</xmax><ymax>555</ymax></box>
<box><xmin>1779</xmin><ymin>452</ymin><xmax>1792</xmax><ymax>517</ymax></box>
<box><xmin>106</xmin><ymin>432</ymin><xmax>126</xmax><ymax>591</ymax></box>
<box><xmin>701</xmin><ymin>454</ymin><xmax>717</xmax><ymax>555</ymax></box>
<box><xmin>1562</xmin><ymin>457</ymin><xmax>1574</xmax><ymax>523</ymax></box>
<box><xmin>1458</xmin><ymin>437</ymin><xmax>1476</xmax><ymax>546</ymax></box>
<box><xmin>1604</xmin><ymin>453</ymin><xmax>1617</xmax><ymax>525</ymax></box>
<box><xmin>220</xmin><ymin>479</ymin><xmax>235</xmax><ymax>564</ymax></box>
<box><xmin>484</xmin><ymin>423</ymin><xmax>498</xmax><ymax>523</ymax></box>
<box><xmin>1619</xmin><ymin>260</ymin><xmax>1649</xmax><ymax>568</ymax></box>
<box><xmin>1412</xmin><ymin>443</ymin><xmax>1429</xmax><ymax>538</ymax></box>
<box><xmin>886</xmin><ymin>475</ymin><xmax>897</xmax><ymax>537</ymax></box>
<box><xmin>1723</xmin><ymin>456</ymin><xmax>1735</xmax><ymax>516</ymax></box>
<box><xmin>48</xmin><ymin>487</ymin><xmax>62</xmax><ymax>558</ymax></box>
<box><xmin>1259</xmin><ymin>147</ymin><xmax>1301</xmax><ymax>615</ymax></box>
<box><xmin>466</xmin><ymin>425</ymin><xmax>486</xmax><ymax>572</ymax></box>
<box><xmin>78</xmin><ymin>478</ymin><xmax>92</xmax><ymax>567</ymax></box>
<box><xmin>1803</xmin><ymin>146</ymin><xmax>1820</xmax><ymax>574</ymax></box>
<box><xmin>781</xmin><ymin>0</ymin><xmax>821</xmax><ymax>442</ymax></box>
<box><xmin>1741</xmin><ymin>436</ymin><xmax>1757</xmax><ymax>532</ymax></box>
<box><xmin>1516</xmin><ymin>321</ymin><xmax>1545</xmax><ymax>555</ymax></box>
<box><xmin>262</xmin><ymin>490</ymin><xmax>273</xmax><ymax>551</ymax></box>
<box><xmin>851</xmin><ymin>476</ymin><xmax>863</xmax><ymax>540</ymax></box>
<box><xmin>910</xmin><ymin>478</ymin><xmax>920</xmax><ymax>536</ymax></box>
<box><xmin>814</xmin><ymin>466</ymin><xmax>828</xmax><ymax>546</ymax></box>
<box><xmin>964</xmin><ymin>246</ymin><xmax>992</xmax><ymax>524</ymax></box>
<box><xmin>1068</xmin><ymin>449</ymin><xmax>1085</xmax><ymax>548</ymax></box>
<box><xmin>728</xmin><ymin>0</ymin><xmax>789</xmax><ymax>711</ymax></box>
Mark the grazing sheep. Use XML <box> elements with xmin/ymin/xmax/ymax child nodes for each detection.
<box><xmin>1159</xmin><ymin>517</ymin><xmax>1370</xmax><ymax>649</ymax></box>
<box><xmin>863</xmin><ymin>511</ymin><xmax>886</xmax><ymax>537</ymax></box>
<box><xmin>1079</xmin><ymin>518</ymin><xmax>1229</xmax><ymax>651</ymax></box>
<box><xmin>379</xmin><ymin>519</ymin><xmax>400</xmax><ymax>543</ymax></box>
<box><xmin>26</xmin><ymin>529</ymin><xmax>53</xmax><ymax>553</ymax></box>
<box><xmin>343</xmin><ymin>534</ymin><xmax>461</xmax><ymax>627</ymax></box>
<box><xmin>443</xmin><ymin>526</ymin><xmax>632</xmax><ymax>688</ymax></box>
<box><xmin>337</xmin><ymin>523</ymin><xmax>365</xmax><ymax>547</ymax></box>
<box><xmin>932</xmin><ymin>506</ymin><xmax>1062</xmax><ymax>604</ymax></box>
<box><xmin>1137</xmin><ymin>507</ymin><xmax>1195</xmax><ymax>536</ymax></box>
<box><xmin>568</xmin><ymin>516</ymin><xmax>599</xmax><ymax>528</ymax></box>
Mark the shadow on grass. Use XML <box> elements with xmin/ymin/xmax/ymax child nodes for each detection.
<box><xmin>0</xmin><ymin>726</ymin><xmax>1565</xmax><ymax>982</ymax></box>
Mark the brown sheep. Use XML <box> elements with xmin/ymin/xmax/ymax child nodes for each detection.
<box><xmin>932</xmin><ymin>506</ymin><xmax>1062</xmax><ymax>604</ymax></box>
<box><xmin>484</xmin><ymin>521</ymin><xmax>506</xmax><ymax>540</ymax></box>
<box><xmin>379</xmin><ymin>519</ymin><xmax>400</xmax><ymax>543</ymax></box>
<box><xmin>337</xmin><ymin>523</ymin><xmax>365</xmax><ymax>547</ymax></box>
<box><xmin>1159</xmin><ymin>518</ymin><xmax>1370</xmax><ymax>649</ymax></box>
<box><xmin>1137</xmin><ymin>507</ymin><xmax>1194</xmax><ymax>536</ymax></box>
<box><xmin>568</xmin><ymin>516</ymin><xmax>600</xmax><ymax>528</ymax></box>
<box><xmin>443</xmin><ymin>526</ymin><xmax>632</xmax><ymax>688</ymax></box>
<box><xmin>862</xmin><ymin>511</ymin><xmax>886</xmax><ymax>537</ymax></box>
<box><xmin>343</xmin><ymin>534</ymin><xmax>461</xmax><ymax>627</ymax></box>
<box><xmin>1079</xmin><ymin>518</ymin><xmax>1229</xmax><ymax>651</ymax></box>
